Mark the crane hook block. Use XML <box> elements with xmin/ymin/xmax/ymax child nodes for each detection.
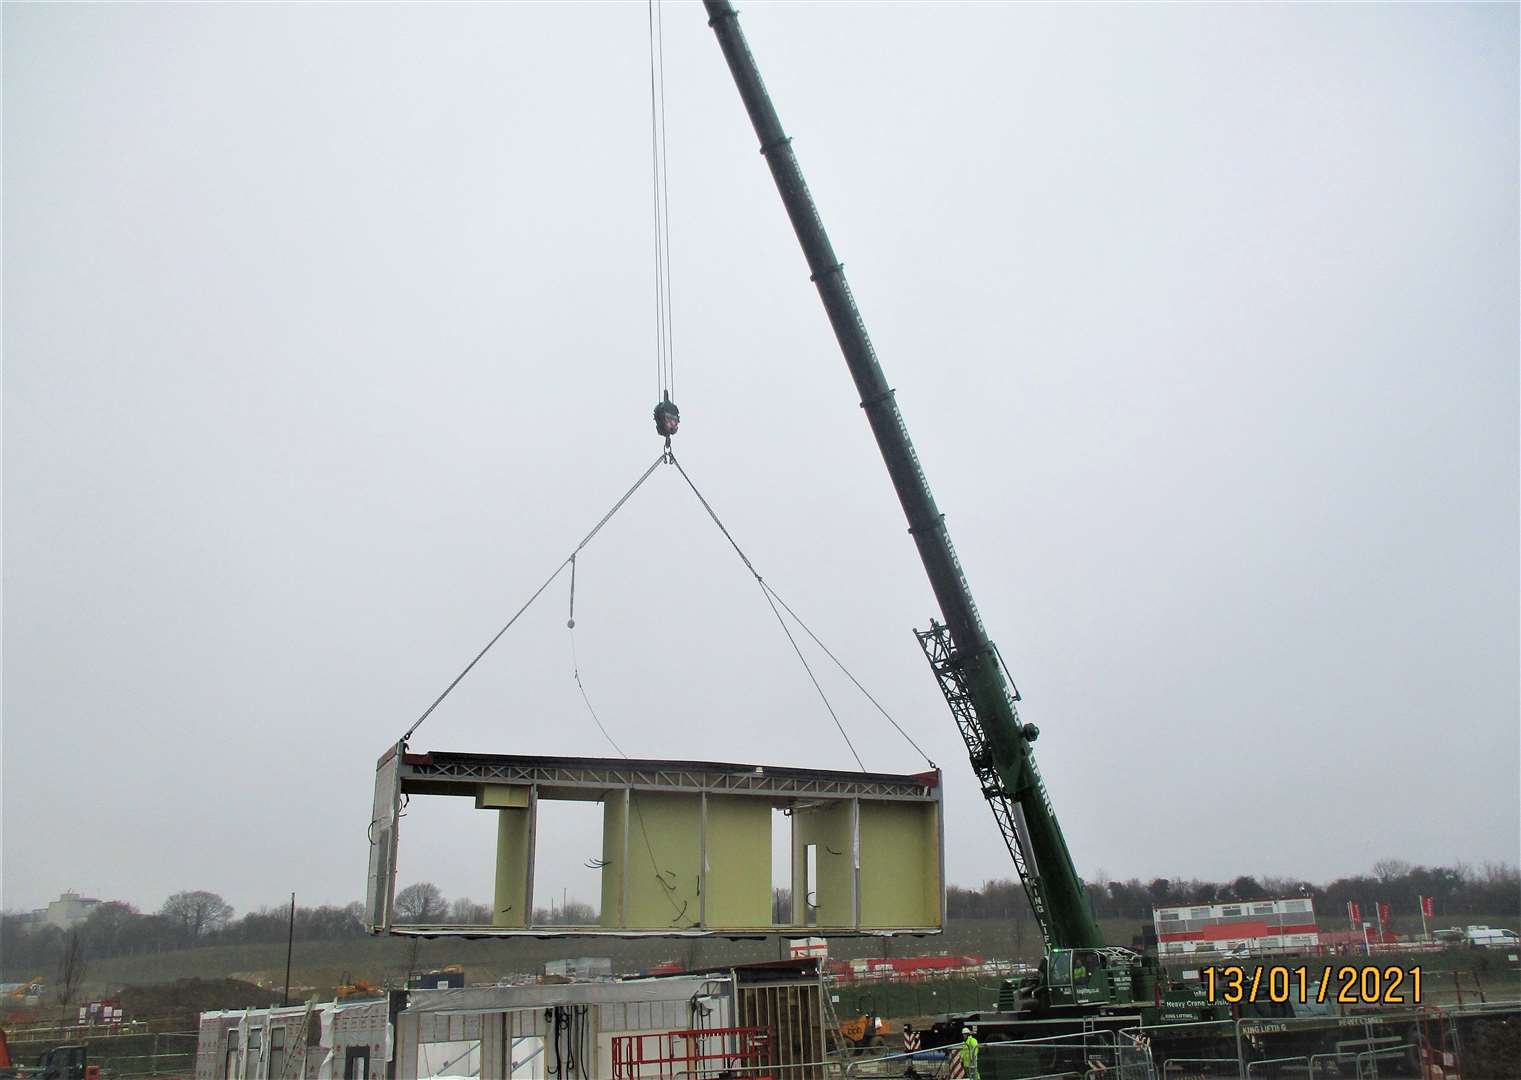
<box><xmin>653</xmin><ymin>398</ymin><xmax>681</xmax><ymax>437</ymax></box>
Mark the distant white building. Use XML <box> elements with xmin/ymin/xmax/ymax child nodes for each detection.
<box><xmin>543</xmin><ymin>957</ymin><xmax>613</xmax><ymax>979</ymax></box>
<box><xmin>41</xmin><ymin>891</ymin><xmax>101</xmax><ymax>930</ymax></box>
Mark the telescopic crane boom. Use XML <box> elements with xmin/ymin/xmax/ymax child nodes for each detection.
<box><xmin>703</xmin><ymin>0</ymin><xmax>1102</xmax><ymax>951</ymax></box>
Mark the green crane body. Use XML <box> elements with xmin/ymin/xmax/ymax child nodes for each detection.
<box><xmin>701</xmin><ymin>0</ymin><xmax>1101</xmax><ymax>953</ymax></box>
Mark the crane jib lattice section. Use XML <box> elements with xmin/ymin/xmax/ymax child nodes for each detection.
<box><xmin>916</xmin><ymin>622</ymin><xmax>1054</xmax><ymax>946</ymax></box>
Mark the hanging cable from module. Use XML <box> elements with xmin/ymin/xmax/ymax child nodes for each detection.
<box><xmin>647</xmin><ymin>0</ymin><xmax>681</xmax><ymax>450</ymax></box>
<box><xmin>664</xmin><ymin>450</ymin><xmax>940</xmax><ymax>774</ymax></box>
<box><xmin>663</xmin><ymin>449</ymin><xmax>870</xmax><ymax>772</ymax></box>
<box><xmin>399</xmin><ymin>453</ymin><xmax>666</xmax><ymax>745</ymax></box>
<box><xmin>565</xmin><ymin>559</ymin><xmax>623</xmax><ymax>760</ymax></box>
<box><xmin>567</xmin><ymin>556</ymin><xmax>690</xmax><ymax>924</ymax></box>
<box><xmin>566</xmin><ymin>557</ymin><xmax>690</xmax><ymax>924</ymax></box>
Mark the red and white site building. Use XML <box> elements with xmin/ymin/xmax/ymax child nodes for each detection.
<box><xmin>834</xmin><ymin>955</ymin><xmax>988</xmax><ymax>982</ymax></box>
<box><xmin>1153</xmin><ymin>898</ymin><xmax>1320</xmax><ymax>957</ymax></box>
<box><xmin>789</xmin><ymin>937</ymin><xmax>993</xmax><ymax>982</ymax></box>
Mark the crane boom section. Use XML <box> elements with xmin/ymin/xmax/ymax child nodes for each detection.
<box><xmin>704</xmin><ymin>0</ymin><xmax>1103</xmax><ymax>950</ymax></box>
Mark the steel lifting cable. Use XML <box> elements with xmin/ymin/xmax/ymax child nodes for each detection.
<box><xmin>646</xmin><ymin>0</ymin><xmax>676</xmax><ymax>402</ymax></box>
<box><xmin>760</xmin><ymin>582</ymin><xmax>937</xmax><ymax>770</ymax></box>
<box><xmin>666</xmin><ymin>453</ymin><xmax>874</xmax><ymax>772</ymax></box>
<box><xmin>655</xmin><ymin>0</ymin><xmax>676</xmax><ymax>401</ymax></box>
<box><xmin>400</xmin><ymin>452</ymin><xmax>667</xmax><ymax>744</ymax></box>
<box><xmin>668</xmin><ymin>454</ymin><xmax>936</xmax><ymax>772</ymax></box>
<box><xmin>647</xmin><ymin>21</ymin><xmax>667</xmax><ymax>405</ymax></box>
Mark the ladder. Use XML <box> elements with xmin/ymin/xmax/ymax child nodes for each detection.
<box><xmin>280</xmin><ymin>999</ymin><xmax>317</xmax><ymax>1080</ymax></box>
<box><xmin>818</xmin><ymin>976</ymin><xmax>853</xmax><ymax>1060</ymax></box>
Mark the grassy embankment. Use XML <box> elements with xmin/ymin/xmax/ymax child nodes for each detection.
<box><xmin>70</xmin><ymin>913</ymin><xmax>1519</xmax><ymax>1002</ymax></box>
<box><xmin>57</xmin><ymin>916</ymin><xmax>1101</xmax><ymax>998</ymax></box>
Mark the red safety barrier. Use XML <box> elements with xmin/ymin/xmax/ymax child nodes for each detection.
<box><xmin>611</xmin><ymin>1025</ymin><xmax>772</xmax><ymax>1079</ymax></box>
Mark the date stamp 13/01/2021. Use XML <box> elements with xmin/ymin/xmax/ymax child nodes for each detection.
<box><xmin>1203</xmin><ymin>964</ymin><xmax>1422</xmax><ymax>1006</ymax></box>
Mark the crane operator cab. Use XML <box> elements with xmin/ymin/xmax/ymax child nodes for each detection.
<box><xmin>1041</xmin><ymin>949</ymin><xmax>1138</xmax><ymax>1010</ymax></box>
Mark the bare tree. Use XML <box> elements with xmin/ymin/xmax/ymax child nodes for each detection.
<box><xmin>531</xmin><ymin>901</ymin><xmax>596</xmax><ymax>925</ymax></box>
<box><xmin>1373</xmin><ymin>859</ymin><xmax>1412</xmax><ymax>884</ymax></box>
<box><xmin>447</xmin><ymin>897</ymin><xmax>491</xmax><ymax>925</ymax></box>
<box><xmin>159</xmin><ymin>891</ymin><xmax>234</xmax><ymax>941</ymax></box>
<box><xmin>393</xmin><ymin>882</ymin><xmax>447</xmax><ymax>923</ymax></box>
<box><xmin>56</xmin><ymin>930</ymin><xmax>87</xmax><ymax>1026</ymax></box>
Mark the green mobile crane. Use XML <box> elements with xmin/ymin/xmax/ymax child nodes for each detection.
<box><xmin>701</xmin><ymin>0</ymin><xmax>1173</xmax><ymax>1022</ymax></box>
<box><xmin>697</xmin><ymin>16</ymin><xmax>1439</xmax><ymax>1076</ymax></box>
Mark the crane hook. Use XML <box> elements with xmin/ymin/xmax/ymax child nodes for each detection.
<box><xmin>653</xmin><ymin>394</ymin><xmax>680</xmax><ymax>438</ymax></box>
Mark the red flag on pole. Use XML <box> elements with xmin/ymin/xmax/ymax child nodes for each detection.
<box><xmin>1348</xmin><ymin>901</ymin><xmax>1361</xmax><ymax>923</ymax></box>
<box><xmin>1377</xmin><ymin>902</ymin><xmax>1391</xmax><ymax>926</ymax></box>
<box><xmin>1421</xmin><ymin>896</ymin><xmax>1435</xmax><ymax>918</ymax></box>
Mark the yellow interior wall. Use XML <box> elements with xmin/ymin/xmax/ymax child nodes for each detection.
<box><xmin>858</xmin><ymin>800</ymin><xmax>941</xmax><ymax>928</ymax></box>
<box><xmin>483</xmin><ymin>784</ymin><xmax>941</xmax><ymax>933</ymax></box>
<box><xmin>599</xmin><ymin>793</ymin><xmax>628</xmax><ymax>928</ymax></box>
<box><xmin>702</xmin><ymin>796</ymin><xmax>773</xmax><ymax>927</ymax></box>
<box><xmin>621</xmin><ymin>791</ymin><xmax>701</xmax><ymax>930</ymax></box>
<box><xmin>492</xmin><ymin>807</ymin><xmax>531</xmax><ymax>928</ymax></box>
<box><xmin>794</xmin><ymin>801</ymin><xmax>855</xmax><ymax>929</ymax></box>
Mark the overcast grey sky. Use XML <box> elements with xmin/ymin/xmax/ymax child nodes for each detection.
<box><xmin>4</xmin><ymin>2</ymin><xmax>1517</xmax><ymax>922</ymax></box>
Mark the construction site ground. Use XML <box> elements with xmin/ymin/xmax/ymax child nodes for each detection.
<box><xmin>8</xmin><ymin>916</ymin><xmax>1515</xmax><ymax>1004</ymax></box>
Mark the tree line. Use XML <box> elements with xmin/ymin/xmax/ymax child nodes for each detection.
<box><xmin>4</xmin><ymin>860</ymin><xmax>1515</xmax><ymax>974</ymax></box>
<box><xmin>0</xmin><ymin>884</ymin><xmax>603</xmax><ymax>973</ymax></box>
<box><xmin>388</xmin><ymin>881</ymin><xmax>596</xmax><ymax>926</ymax></box>
<box><xmin>948</xmin><ymin>860</ymin><xmax>1520</xmax><ymax>922</ymax></box>
<box><xmin>1</xmin><ymin>891</ymin><xmax>368</xmax><ymax>973</ymax></box>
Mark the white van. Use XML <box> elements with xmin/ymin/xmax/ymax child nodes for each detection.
<box><xmin>1462</xmin><ymin>925</ymin><xmax>1519</xmax><ymax>948</ymax></box>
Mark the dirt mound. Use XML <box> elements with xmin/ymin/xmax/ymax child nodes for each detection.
<box><xmin>117</xmin><ymin>977</ymin><xmax>281</xmax><ymax>1021</ymax></box>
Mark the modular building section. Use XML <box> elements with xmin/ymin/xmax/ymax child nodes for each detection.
<box><xmin>366</xmin><ymin>742</ymin><xmax>944</xmax><ymax>937</ymax></box>
<box><xmin>397</xmin><ymin>976</ymin><xmax>734</xmax><ymax>1079</ymax></box>
<box><xmin>196</xmin><ymin>978</ymin><xmax>747</xmax><ymax>1080</ymax></box>
<box><xmin>1153</xmin><ymin>897</ymin><xmax>1320</xmax><ymax>956</ymax></box>
<box><xmin>195</xmin><ymin>997</ymin><xmax>391</xmax><ymax>1080</ymax></box>
<box><xmin>397</xmin><ymin>963</ymin><xmax>835</xmax><ymax>1079</ymax></box>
